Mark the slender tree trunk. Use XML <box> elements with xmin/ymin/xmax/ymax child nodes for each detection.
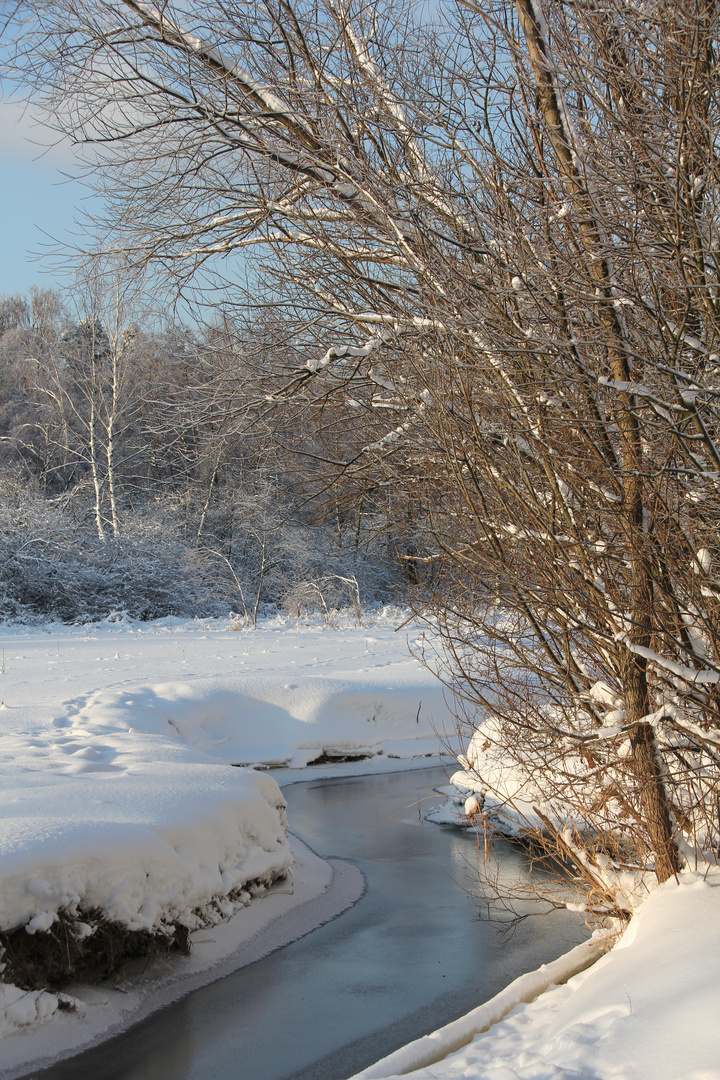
<box><xmin>253</xmin><ymin>534</ymin><xmax>267</xmax><ymax>629</ymax></box>
<box><xmin>197</xmin><ymin>456</ymin><xmax>221</xmax><ymax>540</ymax></box>
<box><xmin>515</xmin><ymin>0</ymin><xmax>680</xmax><ymax>880</ymax></box>
<box><xmin>106</xmin><ymin>414</ymin><xmax>119</xmax><ymax>537</ymax></box>
<box><xmin>106</xmin><ymin>346</ymin><xmax>121</xmax><ymax>537</ymax></box>
<box><xmin>89</xmin><ymin>398</ymin><xmax>106</xmax><ymax>542</ymax></box>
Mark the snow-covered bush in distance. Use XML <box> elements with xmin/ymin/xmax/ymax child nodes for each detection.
<box><xmin>282</xmin><ymin>573</ymin><xmax>363</xmax><ymax>626</ymax></box>
<box><xmin>0</xmin><ymin>487</ymin><xmax>218</xmax><ymax>623</ymax></box>
<box><xmin>201</xmin><ymin>498</ymin><xmax>399</xmax><ymax>627</ymax></box>
<box><xmin>0</xmin><ymin>472</ymin><xmax>402</xmax><ymax>625</ymax></box>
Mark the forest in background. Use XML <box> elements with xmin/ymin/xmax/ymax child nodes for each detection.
<box><xmin>0</xmin><ymin>285</ymin><xmax>412</xmax><ymax>623</ymax></box>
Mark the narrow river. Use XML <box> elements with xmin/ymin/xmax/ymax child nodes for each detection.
<box><xmin>28</xmin><ymin>767</ymin><xmax>588</xmax><ymax>1080</ymax></box>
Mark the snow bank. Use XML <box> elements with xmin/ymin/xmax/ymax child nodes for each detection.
<box><xmin>0</xmin><ymin>836</ymin><xmax>364</xmax><ymax>1076</ymax></box>
<box><xmin>432</xmin><ymin>716</ymin><xmax>591</xmax><ymax>836</ymax></box>
<box><xmin>349</xmin><ymin>867</ymin><xmax>720</xmax><ymax>1080</ymax></box>
<box><xmin>0</xmin><ymin>613</ymin><xmax>451</xmax><ymax>1043</ymax></box>
<box><xmin>64</xmin><ymin>668</ymin><xmax>445</xmax><ymax>768</ymax></box>
<box><xmin>0</xmin><ymin>756</ymin><xmax>291</xmax><ymax>934</ymax></box>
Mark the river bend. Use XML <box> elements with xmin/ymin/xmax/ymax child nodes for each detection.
<box><xmin>26</xmin><ymin>766</ymin><xmax>587</xmax><ymax>1080</ymax></box>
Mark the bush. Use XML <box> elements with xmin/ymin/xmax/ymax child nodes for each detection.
<box><xmin>0</xmin><ymin>483</ymin><xmax>217</xmax><ymax>621</ymax></box>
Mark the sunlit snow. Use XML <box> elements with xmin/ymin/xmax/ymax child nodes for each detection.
<box><xmin>0</xmin><ymin>608</ymin><xmax>455</xmax><ymax>1066</ymax></box>
<box><xmin>0</xmin><ymin>610</ymin><xmax>717</xmax><ymax>1080</ymax></box>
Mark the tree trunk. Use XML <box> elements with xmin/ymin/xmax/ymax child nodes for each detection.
<box><xmin>89</xmin><ymin>398</ymin><xmax>106</xmax><ymax>542</ymax></box>
<box><xmin>629</xmin><ymin>719</ymin><xmax>680</xmax><ymax>882</ymax></box>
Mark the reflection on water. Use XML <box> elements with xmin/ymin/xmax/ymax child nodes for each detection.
<box><xmin>27</xmin><ymin>767</ymin><xmax>588</xmax><ymax>1080</ymax></box>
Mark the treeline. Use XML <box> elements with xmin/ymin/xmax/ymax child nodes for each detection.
<box><xmin>0</xmin><ymin>286</ymin><xmax>407</xmax><ymax>622</ymax></box>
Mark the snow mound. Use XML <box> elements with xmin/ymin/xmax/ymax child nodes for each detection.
<box><xmin>441</xmin><ymin>716</ymin><xmax>594</xmax><ymax>837</ymax></box>
<box><xmin>63</xmin><ymin>672</ymin><xmax>445</xmax><ymax>767</ymax></box>
<box><xmin>0</xmin><ymin>984</ymin><xmax>65</xmax><ymax>1038</ymax></box>
<box><xmin>0</xmin><ymin>756</ymin><xmax>291</xmax><ymax>936</ymax></box>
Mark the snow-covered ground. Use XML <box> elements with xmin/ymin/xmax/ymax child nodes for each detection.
<box><xmin>1</xmin><ymin>610</ymin><xmax>718</xmax><ymax>1080</ymax></box>
<box><xmin>0</xmin><ymin>609</ymin><xmax>455</xmax><ymax>1072</ymax></box>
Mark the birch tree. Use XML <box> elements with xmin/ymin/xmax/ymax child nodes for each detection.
<box><xmin>15</xmin><ymin>268</ymin><xmax>150</xmax><ymax>538</ymax></box>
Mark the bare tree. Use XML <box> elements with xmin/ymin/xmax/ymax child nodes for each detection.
<box><xmin>20</xmin><ymin>266</ymin><xmax>149</xmax><ymax>538</ymax></box>
<box><xmin>6</xmin><ymin>0</ymin><xmax>720</xmax><ymax>903</ymax></box>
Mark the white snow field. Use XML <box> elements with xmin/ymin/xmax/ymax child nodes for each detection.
<box><xmin>1</xmin><ymin>610</ymin><xmax>718</xmax><ymax>1080</ymax></box>
<box><xmin>0</xmin><ymin>609</ymin><xmax>455</xmax><ymax>1073</ymax></box>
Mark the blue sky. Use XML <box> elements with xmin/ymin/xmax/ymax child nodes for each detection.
<box><xmin>0</xmin><ymin>97</ymin><xmax>94</xmax><ymax>298</ymax></box>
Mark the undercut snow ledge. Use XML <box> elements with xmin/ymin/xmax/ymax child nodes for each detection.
<box><xmin>0</xmin><ymin>835</ymin><xmax>363</xmax><ymax>1077</ymax></box>
<box><xmin>0</xmin><ymin>758</ymin><xmax>292</xmax><ymax>961</ymax></box>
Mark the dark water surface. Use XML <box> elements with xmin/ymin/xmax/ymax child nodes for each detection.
<box><xmin>27</xmin><ymin>767</ymin><xmax>587</xmax><ymax>1080</ymax></box>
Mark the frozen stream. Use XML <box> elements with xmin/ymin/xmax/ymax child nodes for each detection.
<box><xmin>25</xmin><ymin>767</ymin><xmax>588</xmax><ymax>1080</ymax></box>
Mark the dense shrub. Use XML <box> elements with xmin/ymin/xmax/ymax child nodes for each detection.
<box><xmin>0</xmin><ymin>478</ymin><xmax>402</xmax><ymax>623</ymax></box>
<box><xmin>0</xmin><ymin>482</ymin><xmax>216</xmax><ymax>621</ymax></box>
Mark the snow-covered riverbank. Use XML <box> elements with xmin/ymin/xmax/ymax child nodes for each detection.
<box><xmin>350</xmin><ymin>867</ymin><xmax>720</xmax><ymax>1080</ymax></box>
<box><xmin>0</xmin><ymin>610</ymin><xmax>455</xmax><ymax>1065</ymax></box>
<box><xmin>1</xmin><ymin>612</ymin><xmax>718</xmax><ymax>1080</ymax></box>
<box><xmin>0</xmin><ymin>835</ymin><xmax>364</xmax><ymax>1080</ymax></box>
